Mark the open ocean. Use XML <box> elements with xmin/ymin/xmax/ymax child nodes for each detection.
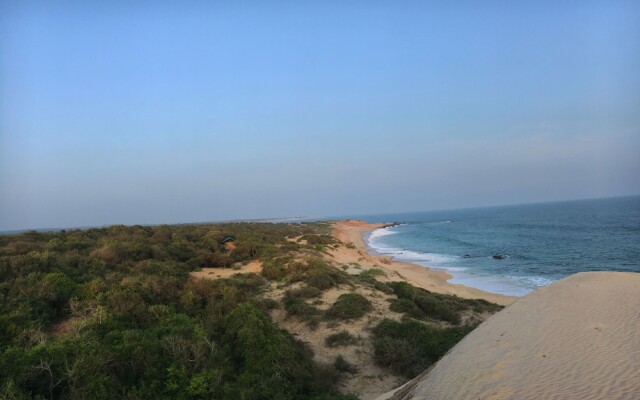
<box><xmin>352</xmin><ymin>196</ymin><xmax>640</xmax><ymax>296</ymax></box>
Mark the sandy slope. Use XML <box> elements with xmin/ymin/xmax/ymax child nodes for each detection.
<box><xmin>386</xmin><ymin>272</ymin><xmax>640</xmax><ymax>400</ymax></box>
<box><xmin>330</xmin><ymin>220</ymin><xmax>516</xmax><ymax>306</ymax></box>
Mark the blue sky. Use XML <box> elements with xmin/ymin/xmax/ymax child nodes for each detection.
<box><xmin>1</xmin><ymin>1</ymin><xmax>639</xmax><ymax>230</ymax></box>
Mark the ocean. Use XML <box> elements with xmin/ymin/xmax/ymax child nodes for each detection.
<box><xmin>353</xmin><ymin>196</ymin><xmax>640</xmax><ymax>296</ymax></box>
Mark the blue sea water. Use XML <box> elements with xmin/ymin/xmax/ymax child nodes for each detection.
<box><xmin>353</xmin><ymin>196</ymin><xmax>640</xmax><ymax>296</ymax></box>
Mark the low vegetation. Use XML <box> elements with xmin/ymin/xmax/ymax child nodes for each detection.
<box><xmin>283</xmin><ymin>288</ymin><xmax>324</xmax><ymax>328</ymax></box>
<box><xmin>326</xmin><ymin>293</ymin><xmax>373</xmax><ymax>320</ymax></box>
<box><xmin>0</xmin><ymin>223</ymin><xmax>355</xmax><ymax>399</ymax></box>
<box><xmin>333</xmin><ymin>355</ymin><xmax>358</xmax><ymax>374</ymax></box>
<box><xmin>325</xmin><ymin>331</ymin><xmax>359</xmax><ymax>347</ymax></box>
<box><xmin>0</xmin><ymin>221</ymin><xmax>502</xmax><ymax>398</ymax></box>
<box><xmin>298</xmin><ymin>234</ymin><xmax>339</xmax><ymax>249</ymax></box>
<box><xmin>372</xmin><ymin>319</ymin><xmax>476</xmax><ymax>378</ymax></box>
<box><xmin>387</xmin><ymin>281</ymin><xmax>502</xmax><ymax>324</ymax></box>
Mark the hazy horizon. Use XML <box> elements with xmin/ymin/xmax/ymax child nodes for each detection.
<box><xmin>2</xmin><ymin>1</ymin><xmax>639</xmax><ymax>231</ymax></box>
<box><xmin>2</xmin><ymin>194</ymin><xmax>638</xmax><ymax>233</ymax></box>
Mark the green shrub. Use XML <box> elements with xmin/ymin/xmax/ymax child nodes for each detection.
<box><xmin>220</xmin><ymin>302</ymin><xmax>348</xmax><ymax>398</ymax></box>
<box><xmin>284</xmin><ymin>286</ymin><xmax>322</xmax><ymax>301</ymax></box>
<box><xmin>374</xmin><ymin>281</ymin><xmax>394</xmax><ymax>294</ymax></box>
<box><xmin>389</xmin><ymin>298</ymin><xmax>423</xmax><ymax>317</ymax></box>
<box><xmin>133</xmin><ymin>260</ymin><xmax>190</xmax><ymax>279</ymax></box>
<box><xmin>261</xmin><ymin>261</ymin><xmax>286</xmax><ymax>280</ymax></box>
<box><xmin>359</xmin><ymin>268</ymin><xmax>386</xmax><ymax>278</ymax></box>
<box><xmin>325</xmin><ymin>331</ymin><xmax>358</xmax><ymax>347</ymax></box>
<box><xmin>326</xmin><ymin>293</ymin><xmax>372</xmax><ymax>320</ymax></box>
<box><xmin>283</xmin><ymin>289</ymin><xmax>324</xmax><ymax>327</ymax></box>
<box><xmin>259</xmin><ymin>298</ymin><xmax>279</xmax><ymax>311</ymax></box>
<box><xmin>302</xmin><ymin>260</ymin><xmax>351</xmax><ymax>290</ymax></box>
<box><xmin>333</xmin><ymin>355</ymin><xmax>358</xmax><ymax>374</ymax></box>
<box><xmin>0</xmin><ymin>221</ymin><xmax>362</xmax><ymax>399</ymax></box>
<box><xmin>387</xmin><ymin>281</ymin><xmax>501</xmax><ymax>325</ymax></box>
<box><xmin>372</xmin><ymin>319</ymin><xmax>475</xmax><ymax>378</ymax></box>
<box><xmin>298</xmin><ymin>234</ymin><xmax>338</xmax><ymax>248</ymax></box>
<box><xmin>284</xmin><ymin>300</ymin><xmax>323</xmax><ymax>328</ymax></box>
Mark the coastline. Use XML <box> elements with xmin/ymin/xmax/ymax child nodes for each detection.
<box><xmin>329</xmin><ymin>220</ymin><xmax>517</xmax><ymax>306</ymax></box>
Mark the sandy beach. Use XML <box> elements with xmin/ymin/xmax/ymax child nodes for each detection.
<box><xmin>334</xmin><ymin>220</ymin><xmax>640</xmax><ymax>400</ymax></box>
<box><xmin>330</xmin><ymin>220</ymin><xmax>517</xmax><ymax>306</ymax></box>
<box><xmin>385</xmin><ymin>271</ymin><xmax>640</xmax><ymax>400</ymax></box>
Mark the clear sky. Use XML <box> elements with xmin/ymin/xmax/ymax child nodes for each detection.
<box><xmin>1</xmin><ymin>1</ymin><xmax>639</xmax><ymax>230</ymax></box>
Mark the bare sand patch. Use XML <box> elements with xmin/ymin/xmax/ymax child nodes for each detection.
<box><xmin>189</xmin><ymin>260</ymin><xmax>262</xmax><ymax>280</ymax></box>
<box><xmin>266</xmin><ymin>281</ymin><xmax>407</xmax><ymax>400</ymax></box>
<box><xmin>386</xmin><ymin>272</ymin><xmax>640</xmax><ymax>400</ymax></box>
<box><xmin>286</xmin><ymin>235</ymin><xmax>309</xmax><ymax>245</ymax></box>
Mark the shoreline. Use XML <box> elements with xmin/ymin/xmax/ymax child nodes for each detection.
<box><xmin>365</xmin><ymin>223</ymin><xmax>533</xmax><ymax>297</ymax></box>
<box><xmin>329</xmin><ymin>220</ymin><xmax>517</xmax><ymax>306</ymax></box>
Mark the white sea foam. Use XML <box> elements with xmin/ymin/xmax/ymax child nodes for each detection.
<box><xmin>395</xmin><ymin>251</ymin><xmax>459</xmax><ymax>264</ymax></box>
<box><xmin>436</xmin><ymin>269</ymin><xmax>556</xmax><ymax>296</ymax></box>
<box><xmin>447</xmin><ymin>273</ymin><xmax>534</xmax><ymax>297</ymax></box>
<box><xmin>515</xmin><ymin>275</ymin><xmax>556</xmax><ymax>288</ymax></box>
<box><xmin>367</xmin><ymin>226</ymin><xmax>399</xmax><ymax>241</ymax></box>
<box><xmin>368</xmin><ymin>228</ymin><xmax>461</xmax><ymax>265</ymax></box>
<box><xmin>366</xmin><ymin>225</ymin><xmax>556</xmax><ymax>297</ymax></box>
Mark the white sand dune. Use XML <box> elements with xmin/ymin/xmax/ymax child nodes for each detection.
<box><xmin>387</xmin><ymin>272</ymin><xmax>640</xmax><ymax>400</ymax></box>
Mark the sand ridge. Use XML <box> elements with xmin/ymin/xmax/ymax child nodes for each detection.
<box><xmin>388</xmin><ymin>271</ymin><xmax>640</xmax><ymax>400</ymax></box>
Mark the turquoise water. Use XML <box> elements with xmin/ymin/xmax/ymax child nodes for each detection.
<box><xmin>354</xmin><ymin>196</ymin><xmax>640</xmax><ymax>296</ymax></box>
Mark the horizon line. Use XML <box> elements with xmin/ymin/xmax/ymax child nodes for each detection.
<box><xmin>2</xmin><ymin>193</ymin><xmax>639</xmax><ymax>235</ymax></box>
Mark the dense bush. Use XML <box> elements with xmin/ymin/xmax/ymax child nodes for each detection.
<box><xmin>0</xmin><ymin>222</ymin><xmax>356</xmax><ymax>399</ymax></box>
<box><xmin>325</xmin><ymin>331</ymin><xmax>359</xmax><ymax>347</ymax></box>
<box><xmin>326</xmin><ymin>293</ymin><xmax>372</xmax><ymax>320</ymax></box>
<box><xmin>301</xmin><ymin>260</ymin><xmax>352</xmax><ymax>290</ymax></box>
<box><xmin>285</xmin><ymin>286</ymin><xmax>323</xmax><ymax>301</ymax></box>
<box><xmin>0</xmin><ymin>221</ymin><xmax>495</xmax><ymax>398</ymax></box>
<box><xmin>298</xmin><ymin>234</ymin><xmax>338</xmax><ymax>248</ymax></box>
<box><xmin>261</xmin><ymin>260</ymin><xmax>287</xmax><ymax>280</ymax></box>
<box><xmin>354</xmin><ymin>270</ymin><xmax>394</xmax><ymax>294</ymax></box>
<box><xmin>387</xmin><ymin>281</ymin><xmax>501</xmax><ymax>324</ymax></box>
<box><xmin>372</xmin><ymin>319</ymin><xmax>475</xmax><ymax>378</ymax></box>
<box><xmin>333</xmin><ymin>355</ymin><xmax>358</xmax><ymax>374</ymax></box>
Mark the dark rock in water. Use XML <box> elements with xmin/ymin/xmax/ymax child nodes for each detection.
<box><xmin>493</xmin><ymin>255</ymin><xmax>506</xmax><ymax>260</ymax></box>
<box><xmin>463</xmin><ymin>254</ymin><xmax>471</xmax><ymax>258</ymax></box>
